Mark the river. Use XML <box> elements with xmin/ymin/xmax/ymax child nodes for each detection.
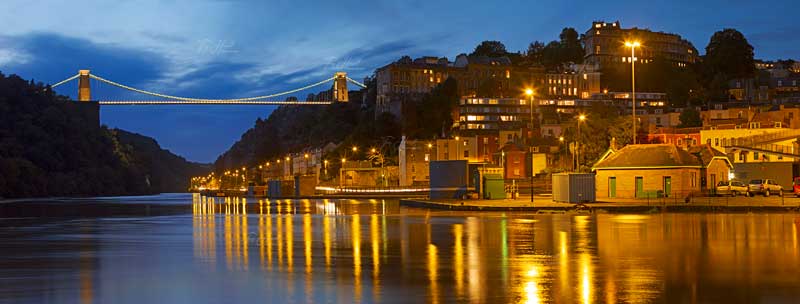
<box><xmin>0</xmin><ymin>193</ymin><xmax>798</xmax><ymax>303</ymax></box>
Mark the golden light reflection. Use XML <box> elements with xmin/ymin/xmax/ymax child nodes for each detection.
<box><xmin>793</xmin><ymin>220</ymin><xmax>798</xmax><ymax>253</ymax></box>
<box><xmin>193</xmin><ymin>195</ymin><xmax>216</xmax><ymax>266</ymax></box>
<box><xmin>370</xmin><ymin>214</ymin><xmax>381</xmax><ymax>301</ymax></box>
<box><xmin>277</xmin><ymin>213</ymin><xmax>284</xmax><ymax>270</ymax></box>
<box><xmin>224</xmin><ymin>204</ymin><xmax>232</xmax><ymax>270</ymax></box>
<box><xmin>466</xmin><ymin>217</ymin><xmax>483</xmax><ymax>303</ymax></box>
<box><xmin>241</xmin><ymin>206</ymin><xmax>249</xmax><ymax>271</ymax></box>
<box><xmin>453</xmin><ymin>224</ymin><xmax>464</xmax><ymax>297</ymax></box>
<box><xmin>559</xmin><ymin>231</ymin><xmax>569</xmax><ymax>298</ymax></box>
<box><xmin>304</xmin><ymin>214</ymin><xmax>313</xmax><ymax>273</ymax></box>
<box><xmin>303</xmin><ymin>213</ymin><xmax>313</xmax><ymax>302</ymax></box>
<box><xmin>286</xmin><ymin>215</ymin><xmax>294</xmax><ymax>272</ymax></box>
<box><xmin>428</xmin><ymin>244</ymin><xmax>439</xmax><ymax>304</ymax></box>
<box><xmin>353</xmin><ymin>214</ymin><xmax>362</xmax><ymax>302</ymax></box>
<box><xmin>286</xmin><ymin>214</ymin><xmax>294</xmax><ymax>295</ymax></box>
<box><xmin>324</xmin><ymin>216</ymin><xmax>331</xmax><ymax>269</ymax></box>
<box><xmin>581</xmin><ymin>254</ymin><xmax>591</xmax><ymax>304</ymax></box>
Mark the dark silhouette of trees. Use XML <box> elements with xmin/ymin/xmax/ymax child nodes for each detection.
<box><xmin>702</xmin><ymin>29</ymin><xmax>756</xmax><ymax>100</ymax></box>
<box><xmin>526</xmin><ymin>28</ymin><xmax>585</xmax><ymax>70</ymax></box>
<box><xmin>678</xmin><ymin>108</ymin><xmax>703</xmax><ymax>127</ymax></box>
<box><xmin>470</xmin><ymin>41</ymin><xmax>509</xmax><ymax>57</ymax></box>
<box><xmin>0</xmin><ymin>71</ymin><xmax>207</xmax><ymax>198</ymax></box>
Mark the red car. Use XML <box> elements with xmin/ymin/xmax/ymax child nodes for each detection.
<box><xmin>793</xmin><ymin>177</ymin><xmax>800</xmax><ymax>197</ymax></box>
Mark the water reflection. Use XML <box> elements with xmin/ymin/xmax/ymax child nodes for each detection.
<box><xmin>0</xmin><ymin>194</ymin><xmax>799</xmax><ymax>303</ymax></box>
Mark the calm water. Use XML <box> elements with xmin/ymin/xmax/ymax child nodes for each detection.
<box><xmin>1</xmin><ymin>194</ymin><xmax>799</xmax><ymax>303</ymax></box>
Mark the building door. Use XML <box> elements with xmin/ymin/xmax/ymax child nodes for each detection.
<box><xmin>710</xmin><ymin>174</ymin><xmax>716</xmax><ymax>195</ymax></box>
<box><xmin>635</xmin><ymin>176</ymin><xmax>643</xmax><ymax>198</ymax></box>
<box><xmin>663</xmin><ymin>176</ymin><xmax>671</xmax><ymax>197</ymax></box>
<box><xmin>609</xmin><ymin>177</ymin><xmax>617</xmax><ymax>198</ymax></box>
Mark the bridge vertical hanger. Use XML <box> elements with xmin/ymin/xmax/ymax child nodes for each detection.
<box><xmin>78</xmin><ymin>70</ymin><xmax>91</xmax><ymax>102</ymax></box>
<box><xmin>333</xmin><ymin>72</ymin><xmax>348</xmax><ymax>103</ymax></box>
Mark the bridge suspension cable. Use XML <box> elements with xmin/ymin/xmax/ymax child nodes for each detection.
<box><xmin>88</xmin><ymin>74</ymin><xmax>336</xmax><ymax>102</ymax></box>
<box><xmin>346</xmin><ymin>76</ymin><xmax>367</xmax><ymax>88</ymax></box>
<box><xmin>50</xmin><ymin>73</ymin><xmax>80</xmax><ymax>88</ymax></box>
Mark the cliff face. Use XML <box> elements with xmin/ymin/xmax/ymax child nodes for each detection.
<box><xmin>0</xmin><ymin>72</ymin><xmax>208</xmax><ymax>198</ymax></box>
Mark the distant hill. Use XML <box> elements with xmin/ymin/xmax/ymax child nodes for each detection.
<box><xmin>0</xmin><ymin>71</ymin><xmax>208</xmax><ymax>198</ymax></box>
<box><xmin>213</xmin><ymin>82</ymin><xmax>402</xmax><ymax>172</ymax></box>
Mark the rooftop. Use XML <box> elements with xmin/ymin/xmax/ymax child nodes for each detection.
<box><xmin>593</xmin><ymin>144</ymin><xmax>703</xmax><ymax>169</ymax></box>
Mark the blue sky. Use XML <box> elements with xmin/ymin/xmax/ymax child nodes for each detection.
<box><xmin>1</xmin><ymin>0</ymin><xmax>797</xmax><ymax>163</ymax></box>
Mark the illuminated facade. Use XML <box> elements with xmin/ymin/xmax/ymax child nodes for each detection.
<box><xmin>398</xmin><ymin>137</ymin><xmax>434</xmax><ymax>186</ymax></box>
<box><xmin>582</xmin><ymin>21</ymin><xmax>699</xmax><ymax>68</ymax></box>
<box><xmin>375</xmin><ymin>55</ymin><xmax>543</xmax><ymax>119</ymax></box>
<box><xmin>545</xmin><ymin>65</ymin><xmax>602</xmax><ymax>99</ymax></box>
<box><xmin>455</xmin><ymin>97</ymin><xmax>532</xmax><ymax>135</ymax></box>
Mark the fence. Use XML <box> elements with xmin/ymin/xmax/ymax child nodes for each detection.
<box><xmin>606</xmin><ymin>188</ymin><xmax>800</xmax><ymax>207</ymax></box>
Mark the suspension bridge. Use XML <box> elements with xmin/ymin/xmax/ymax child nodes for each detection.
<box><xmin>49</xmin><ymin>70</ymin><xmax>367</xmax><ymax>105</ymax></box>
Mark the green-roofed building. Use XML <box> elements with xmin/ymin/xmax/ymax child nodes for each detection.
<box><xmin>592</xmin><ymin>144</ymin><xmax>732</xmax><ymax>199</ymax></box>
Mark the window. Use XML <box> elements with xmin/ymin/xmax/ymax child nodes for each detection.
<box><xmin>739</xmin><ymin>153</ymin><xmax>744</xmax><ymax>161</ymax></box>
<box><xmin>514</xmin><ymin>169</ymin><xmax>520</xmax><ymax>176</ymax></box>
<box><xmin>753</xmin><ymin>152</ymin><xmax>759</xmax><ymax>160</ymax></box>
<box><xmin>707</xmin><ymin>139</ymin><xmax>712</xmax><ymax>145</ymax></box>
<box><xmin>715</xmin><ymin>138</ymin><xmax>719</xmax><ymax>146</ymax></box>
<box><xmin>463</xmin><ymin>150</ymin><xmax>469</xmax><ymax>158</ymax></box>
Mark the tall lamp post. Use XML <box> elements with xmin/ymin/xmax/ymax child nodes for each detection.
<box><xmin>625</xmin><ymin>41</ymin><xmax>640</xmax><ymax>144</ymax></box>
<box><xmin>525</xmin><ymin>88</ymin><xmax>535</xmax><ymax>203</ymax></box>
<box><xmin>576</xmin><ymin>114</ymin><xmax>586</xmax><ymax>171</ymax></box>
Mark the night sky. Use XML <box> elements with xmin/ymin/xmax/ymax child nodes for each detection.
<box><xmin>2</xmin><ymin>0</ymin><xmax>797</xmax><ymax>163</ymax></box>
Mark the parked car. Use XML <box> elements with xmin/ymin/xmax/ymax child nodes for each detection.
<box><xmin>747</xmin><ymin>179</ymin><xmax>783</xmax><ymax>197</ymax></box>
<box><xmin>793</xmin><ymin>177</ymin><xmax>800</xmax><ymax>197</ymax></box>
<box><xmin>716</xmin><ymin>181</ymin><xmax>747</xmax><ymax>197</ymax></box>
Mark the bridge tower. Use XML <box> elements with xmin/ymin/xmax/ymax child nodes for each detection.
<box><xmin>78</xmin><ymin>70</ymin><xmax>91</xmax><ymax>102</ymax></box>
<box><xmin>333</xmin><ymin>72</ymin><xmax>348</xmax><ymax>103</ymax></box>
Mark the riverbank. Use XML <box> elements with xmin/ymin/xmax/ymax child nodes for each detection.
<box><xmin>400</xmin><ymin>195</ymin><xmax>800</xmax><ymax>213</ymax></box>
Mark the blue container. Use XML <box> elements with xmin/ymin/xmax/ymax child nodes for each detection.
<box><xmin>430</xmin><ymin>160</ymin><xmax>468</xmax><ymax>199</ymax></box>
<box><xmin>552</xmin><ymin>173</ymin><xmax>596</xmax><ymax>203</ymax></box>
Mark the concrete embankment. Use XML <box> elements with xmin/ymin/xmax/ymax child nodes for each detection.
<box><xmin>400</xmin><ymin>198</ymin><xmax>800</xmax><ymax>213</ymax></box>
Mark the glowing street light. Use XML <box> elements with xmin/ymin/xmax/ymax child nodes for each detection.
<box><xmin>525</xmin><ymin>87</ymin><xmax>536</xmax><ymax>204</ymax></box>
<box><xmin>625</xmin><ymin>40</ymin><xmax>641</xmax><ymax>144</ymax></box>
<box><xmin>575</xmin><ymin>114</ymin><xmax>587</xmax><ymax>171</ymax></box>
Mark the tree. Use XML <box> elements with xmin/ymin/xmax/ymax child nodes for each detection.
<box><xmin>526</xmin><ymin>41</ymin><xmax>545</xmax><ymax>64</ymax></box>
<box><xmin>470</xmin><ymin>41</ymin><xmax>508</xmax><ymax>57</ymax></box>
<box><xmin>702</xmin><ymin>29</ymin><xmax>755</xmax><ymax>100</ymax></box>
<box><xmin>704</xmin><ymin>29</ymin><xmax>755</xmax><ymax>79</ymax></box>
<box><xmin>396</xmin><ymin>55</ymin><xmax>413</xmax><ymax>64</ymax></box>
<box><xmin>412</xmin><ymin>77</ymin><xmax>459</xmax><ymax>138</ymax></box>
<box><xmin>559</xmin><ymin>27</ymin><xmax>584</xmax><ymax>64</ymax></box>
<box><xmin>541</xmin><ymin>41</ymin><xmax>562</xmax><ymax>69</ymax></box>
<box><xmin>678</xmin><ymin>108</ymin><xmax>702</xmax><ymax>127</ymax></box>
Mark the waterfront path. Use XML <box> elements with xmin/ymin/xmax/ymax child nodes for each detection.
<box><xmin>401</xmin><ymin>194</ymin><xmax>800</xmax><ymax>213</ymax></box>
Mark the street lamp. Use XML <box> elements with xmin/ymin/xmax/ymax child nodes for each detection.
<box><xmin>304</xmin><ymin>153</ymin><xmax>309</xmax><ymax>175</ymax></box>
<box><xmin>525</xmin><ymin>88</ymin><xmax>535</xmax><ymax>203</ymax></box>
<box><xmin>625</xmin><ymin>41</ymin><xmax>640</xmax><ymax>144</ymax></box>
<box><xmin>559</xmin><ymin>136</ymin><xmax>565</xmax><ymax>170</ymax></box>
<box><xmin>575</xmin><ymin>114</ymin><xmax>587</xmax><ymax>171</ymax></box>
